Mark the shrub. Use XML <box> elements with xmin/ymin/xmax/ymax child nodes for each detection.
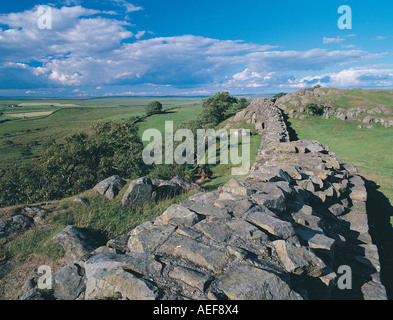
<box><xmin>305</xmin><ymin>103</ymin><xmax>324</xmax><ymax>116</ymax></box>
<box><xmin>145</xmin><ymin>101</ymin><xmax>163</xmax><ymax>116</ymax></box>
<box><xmin>273</xmin><ymin>92</ymin><xmax>287</xmax><ymax>99</ymax></box>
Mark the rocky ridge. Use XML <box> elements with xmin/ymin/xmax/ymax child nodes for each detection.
<box><xmin>20</xmin><ymin>98</ymin><xmax>387</xmax><ymax>300</ymax></box>
<box><xmin>275</xmin><ymin>88</ymin><xmax>393</xmax><ymax>128</ymax></box>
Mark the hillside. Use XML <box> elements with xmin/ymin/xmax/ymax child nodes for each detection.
<box><xmin>0</xmin><ymin>89</ymin><xmax>392</xmax><ymax>300</ymax></box>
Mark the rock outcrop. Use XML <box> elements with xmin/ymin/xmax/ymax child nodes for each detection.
<box><xmin>20</xmin><ymin>98</ymin><xmax>387</xmax><ymax>300</ymax></box>
<box><xmin>275</xmin><ymin>88</ymin><xmax>393</xmax><ymax>128</ymax></box>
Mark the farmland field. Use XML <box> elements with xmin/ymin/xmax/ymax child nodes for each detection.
<box><xmin>0</xmin><ymin>96</ymin><xmax>204</xmax><ymax>165</ymax></box>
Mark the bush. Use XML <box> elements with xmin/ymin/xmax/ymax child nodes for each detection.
<box><xmin>145</xmin><ymin>101</ymin><xmax>163</xmax><ymax>116</ymax></box>
<box><xmin>273</xmin><ymin>92</ymin><xmax>287</xmax><ymax>99</ymax></box>
<box><xmin>305</xmin><ymin>103</ymin><xmax>324</xmax><ymax>116</ymax></box>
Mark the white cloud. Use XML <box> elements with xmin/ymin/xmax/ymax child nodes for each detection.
<box><xmin>323</xmin><ymin>36</ymin><xmax>345</xmax><ymax>44</ymax></box>
<box><xmin>274</xmin><ymin>67</ymin><xmax>393</xmax><ymax>90</ymax></box>
<box><xmin>109</xmin><ymin>0</ymin><xmax>143</xmax><ymax>13</ymax></box>
<box><xmin>0</xmin><ymin>6</ymin><xmax>133</xmax><ymax>62</ymax></box>
<box><xmin>135</xmin><ymin>30</ymin><xmax>146</xmax><ymax>39</ymax></box>
<box><xmin>0</xmin><ymin>5</ymin><xmax>389</xmax><ymax>93</ymax></box>
<box><xmin>124</xmin><ymin>3</ymin><xmax>143</xmax><ymax>13</ymax></box>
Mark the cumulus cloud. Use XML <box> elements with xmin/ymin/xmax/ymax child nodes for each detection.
<box><xmin>220</xmin><ymin>65</ymin><xmax>393</xmax><ymax>92</ymax></box>
<box><xmin>0</xmin><ymin>5</ymin><xmax>389</xmax><ymax>94</ymax></box>
<box><xmin>0</xmin><ymin>5</ymin><xmax>133</xmax><ymax>62</ymax></box>
<box><xmin>274</xmin><ymin>67</ymin><xmax>393</xmax><ymax>90</ymax></box>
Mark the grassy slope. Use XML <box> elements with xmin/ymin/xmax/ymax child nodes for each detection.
<box><xmin>0</xmin><ymin>185</ymin><xmax>197</xmax><ymax>262</ymax></box>
<box><xmin>325</xmin><ymin>89</ymin><xmax>393</xmax><ymax>109</ymax></box>
<box><xmin>0</xmin><ymin>186</ymin><xmax>197</xmax><ymax>299</ymax></box>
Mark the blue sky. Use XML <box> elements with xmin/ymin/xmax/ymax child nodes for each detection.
<box><xmin>0</xmin><ymin>0</ymin><xmax>392</xmax><ymax>96</ymax></box>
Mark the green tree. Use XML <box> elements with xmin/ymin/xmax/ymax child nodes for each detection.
<box><xmin>39</xmin><ymin>119</ymin><xmax>147</xmax><ymax>201</ymax></box>
<box><xmin>90</xmin><ymin>119</ymin><xmax>147</xmax><ymax>179</ymax></box>
<box><xmin>199</xmin><ymin>92</ymin><xmax>238</xmax><ymax>126</ymax></box>
<box><xmin>145</xmin><ymin>101</ymin><xmax>163</xmax><ymax>116</ymax></box>
<box><xmin>227</xmin><ymin>97</ymin><xmax>250</xmax><ymax>116</ymax></box>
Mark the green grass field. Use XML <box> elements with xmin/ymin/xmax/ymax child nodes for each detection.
<box><xmin>324</xmin><ymin>89</ymin><xmax>393</xmax><ymax>109</ymax></box>
<box><xmin>0</xmin><ymin>97</ymin><xmax>203</xmax><ymax>164</ymax></box>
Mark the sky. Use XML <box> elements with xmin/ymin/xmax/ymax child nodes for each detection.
<box><xmin>0</xmin><ymin>0</ymin><xmax>392</xmax><ymax>96</ymax></box>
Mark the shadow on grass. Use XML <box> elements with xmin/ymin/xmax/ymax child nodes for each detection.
<box><xmin>365</xmin><ymin>178</ymin><xmax>393</xmax><ymax>299</ymax></box>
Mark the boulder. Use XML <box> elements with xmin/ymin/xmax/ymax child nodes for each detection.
<box><xmin>189</xmin><ymin>201</ymin><xmax>231</xmax><ymax>220</ymax></box>
<box><xmin>122</xmin><ymin>177</ymin><xmax>153</xmax><ymax>209</ymax></box>
<box><xmin>152</xmin><ymin>180</ymin><xmax>182</xmax><ymax>200</ymax></box>
<box><xmin>23</xmin><ymin>206</ymin><xmax>49</xmax><ymax>224</ymax></box>
<box><xmin>328</xmin><ymin>203</ymin><xmax>346</xmax><ymax>216</ymax></box>
<box><xmin>361</xmin><ymin>281</ymin><xmax>388</xmax><ymax>300</ymax></box>
<box><xmin>94</xmin><ymin>175</ymin><xmax>126</xmax><ymax>199</ymax></box>
<box><xmin>194</xmin><ymin>220</ymin><xmax>232</xmax><ymax>243</ymax></box>
<box><xmin>251</xmin><ymin>189</ymin><xmax>286</xmax><ymax>212</ymax></box>
<box><xmin>222</xmin><ymin>178</ymin><xmax>256</xmax><ymax>196</ymax></box>
<box><xmin>363</xmin><ymin>116</ymin><xmax>374</xmax><ymax>124</ymax></box>
<box><xmin>170</xmin><ymin>176</ymin><xmax>203</xmax><ymax>192</ymax></box>
<box><xmin>53</xmin><ymin>264</ymin><xmax>86</xmax><ymax>300</ymax></box>
<box><xmin>84</xmin><ymin>251</ymin><xmax>163</xmax><ymax>280</ymax></box>
<box><xmin>106</xmin><ymin>233</ymin><xmax>130</xmax><ymax>252</ymax></box>
<box><xmin>158</xmin><ymin>204</ymin><xmax>200</xmax><ymax>227</ymax></box>
<box><xmin>52</xmin><ymin>225</ymin><xmax>102</xmax><ymax>264</ymax></box>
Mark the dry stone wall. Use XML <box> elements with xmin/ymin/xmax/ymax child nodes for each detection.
<box><xmin>21</xmin><ymin>98</ymin><xmax>387</xmax><ymax>300</ymax></box>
